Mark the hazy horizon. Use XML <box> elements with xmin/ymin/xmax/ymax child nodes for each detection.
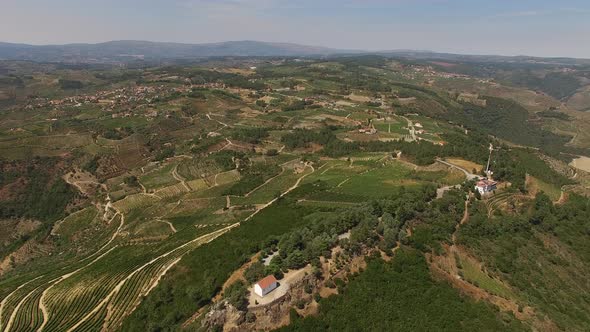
<box><xmin>2</xmin><ymin>0</ymin><xmax>590</xmax><ymax>58</ymax></box>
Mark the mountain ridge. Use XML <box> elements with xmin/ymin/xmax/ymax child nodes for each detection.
<box><xmin>1</xmin><ymin>40</ymin><xmax>589</xmax><ymax>65</ymax></box>
<box><xmin>0</xmin><ymin>40</ymin><xmax>357</xmax><ymax>62</ymax></box>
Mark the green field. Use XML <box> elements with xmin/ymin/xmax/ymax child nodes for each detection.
<box><xmin>139</xmin><ymin>162</ymin><xmax>179</xmax><ymax>191</ymax></box>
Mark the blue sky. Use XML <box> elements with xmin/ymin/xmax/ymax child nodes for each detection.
<box><xmin>2</xmin><ymin>0</ymin><xmax>590</xmax><ymax>57</ymax></box>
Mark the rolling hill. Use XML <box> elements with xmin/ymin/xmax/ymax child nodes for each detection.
<box><xmin>0</xmin><ymin>40</ymin><xmax>352</xmax><ymax>62</ymax></box>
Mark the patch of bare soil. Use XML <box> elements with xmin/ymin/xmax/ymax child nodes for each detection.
<box><xmin>0</xmin><ymin>236</ymin><xmax>53</xmax><ymax>276</ymax></box>
<box><xmin>444</xmin><ymin>158</ymin><xmax>483</xmax><ymax>173</ymax></box>
<box><xmin>0</xmin><ymin>218</ymin><xmax>44</xmax><ymax>275</ymax></box>
<box><xmin>239</xmin><ymin>107</ymin><xmax>263</xmax><ymax>118</ymax></box>
<box><xmin>555</xmin><ymin>191</ymin><xmax>569</xmax><ymax>205</ymax></box>
<box><xmin>382</xmin><ymin>179</ymin><xmax>419</xmax><ymax>186</ymax></box>
<box><xmin>0</xmin><ymin>219</ymin><xmax>41</xmax><ymax>246</ymax></box>
<box><xmin>248</xmin><ymin>266</ymin><xmax>312</xmax><ymax>308</ymax></box>
<box><xmin>292</xmin><ymin>143</ymin><xmax>323</xmax><ymax>154</ymax></box>
<box><xmin>430</xmin><ymin>61</ymin><xmax>457</xmax><ymax>68</ymax></box>
<box><xmin>570</xmin><ymin>156</ymin><xmax>590</xmax><ymax>173</ymax></box>
<box><xmin>63</xmin><ymin>168</ymin><xmax>103</xmax><ymax>198</ymax></box>
<box><xmin>346</xmin><ymin>93</ymin><xmax>371</xmax><ymax>103</ymax></box>
<box><xmin>217</xmin><ymin>253</ymin><xmax>261</xmax><ymax>302</ymax></box>
<box><xmin>204</xmin><ymin>271</ymin><xmax>319</xmax><ymax>332</ymax></box>
<box><xmin>0</xmin><ymin>178</ymin><xmax>26</xmax><ymax>201</ymax></box>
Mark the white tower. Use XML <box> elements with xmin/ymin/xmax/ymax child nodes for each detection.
<box><xmin>485</xmin><ymin>143</ymin><xmax>494</xmax><ymax>178</ymax></box>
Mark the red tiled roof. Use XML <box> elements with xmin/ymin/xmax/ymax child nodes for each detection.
<box><xmin>477</xmin><ymin>179</ymin><xmax>497</xmax><ymax>187</ymax></box>
<box><xmin>256</xmin><ymin>275</ymin><xmax>277</xmax><ymax>289</ymax></box>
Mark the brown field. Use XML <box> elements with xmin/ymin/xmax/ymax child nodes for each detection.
<box><xmin>563</xmin><ymin>110</ymin><xmax>590</xmax><ymax>149</ymax></box>
<box><xmin>217</xmin><ymin>68</ymin><xmax>255</xmax><ymax>76</ymax></box>
<box><xmin>526</xmin><ymin>175</ymin><xmax>562</xmax><ymax>201</ymax></box>
<box><xmin>566</xmin><ymin>86</ymin><xmax>590</xmax><ymax>111</ymax></box>
<box><xmin>430</xmin><ymin>61</ymin><xmax>457</xmax><ymax>68</ymax></box>
<box><xmin>347</xmin><ymin>93</ymin><xmax>372</xmax><ymax>103</ymax></box>
<box><xmin>570</xmin><ymin>156</ymin><xmax>590</xmax><ymax>172</ymax></box>
<box><xmin>445</xmin><ymin>158</ymin><xmax>483</xmax><ymax>173</ymax></box>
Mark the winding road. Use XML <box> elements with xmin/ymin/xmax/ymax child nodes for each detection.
<box><xmin>436</xmin><ymin>159</ymin><xmax>480</xmax><ymax>181</ymax></box>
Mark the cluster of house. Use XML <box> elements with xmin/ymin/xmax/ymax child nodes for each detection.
<box><xmin>28</xmin><ymin>85</ymin><xmax>187</xmax><ymax>112</ymax></box>
<box><xmin>358</xmin><ymin>122</ymin><xmax>377</xmax><ymax>135</ymax></box>
<box><xmin>193</xmin><ymin>82</ymin><xmax>226</xmax><ymax>89</ymax></box>
<box><xmin>414</xmin><ymin>122</ymin><xmax>425</xmax><ymax>135</ymax></box>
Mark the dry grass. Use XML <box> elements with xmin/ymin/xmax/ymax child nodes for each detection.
<box><xmin>526</xmin><ymin>176</ymin><xmax>562</xmax><ymax>201</ymax></box>
<box><xmin>445</xmin><ymin>158</ymin><xmax>483</xmax><ymax>173</ymax></box>
<box><xmin>569</xmin><ymin>156</ymin><xmax>590</xmax><ymax>173</ymax></box>
<box><xmin>566</xmin><ymin>86</ymin><xmax>590</xmax><ymax>111</ymax></box>
<box><xmin>347</xmin><ymin>93</ymin><xmax>372</xmax><ymax>103</ymax></box>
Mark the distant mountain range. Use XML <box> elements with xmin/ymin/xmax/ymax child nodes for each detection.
<box><xmin>0</xmin><ymin>40</ymin><xmax>356</xmax><ymax>63</ymax></box>
<box><xmin>1</xmin><ymin>40</ymin><xmax>589</xmax><ymax>65</ymax></box>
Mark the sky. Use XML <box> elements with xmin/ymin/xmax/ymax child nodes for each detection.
<box><xmin>1</xmin><ymin>0</ymin><xmax>590</xmax><ymax>58</ymax></box>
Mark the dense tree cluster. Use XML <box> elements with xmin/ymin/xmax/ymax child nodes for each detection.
<box><xmin>452</xmin><ymin>97</ymin><xmax>572</xmax><ymax>155</ymax></box>
<box><xmin>280</xmin><ymin>248</ymin><xmax>525</xmax><ymax>332</ymax></box>
<box><xmin>492</xmin><ymin>149</ymin><xmax>572</xmax><ymax>190</ymax></box>
<box><xmin>457</xmin><ymin>193</ymin><xmax>590</xmax><ymax>330</ymax></box>
<box><xmin>253</xmin><ymin>183</ymin><xmax>440</xmax><ymax>280</ymax></box>
<box><xmin>281</xmin><ymin>100</ymin><xmax>312</xmax><ymax>112</ymax></box>
<box><xmin>0</xmin><ymin>157</ymin><xmax>77</xmax><ymax>222</ymax></box>
<box><xmin>224</xmin><ymin>281</ymin><xmax>249</xmax><ymax>311</ymax></box>
<box><xmin>229</xmin><ymin>127</ymin><xmax>269</xmax><ymax>144</ymax></box>
<box><xmin>58</xmin><ymin>79</ymin><xmax>84</xmax><ymax>90</ymax></box>
<box><xmin>188</xmin><ymin>69</ymin><xmax>266</xmax><ymax>90</ymax></box>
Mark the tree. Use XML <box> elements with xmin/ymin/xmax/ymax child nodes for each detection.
<box><xmin>286</xmin><ymin>250</ymin><xmax>306</xmax><ymax>269</ymax></box>
<box><xmin>224</xmin><ymin>281</ymin><xmax>248</xmax><ymax>311</ymax></box>
<box><xmin>383</xmin><ymin>227</ymin><xmax>398</xmax><ymax>249</ymax></box>
<box><xmin>244</xmin><ymin>262</ymin><xmax>266</xmax><ymax>284</ymax></box>
<box><xmin>124</xmin><ymin>176</ymin><xmax>139</xmax><ymax>187</ymax></box>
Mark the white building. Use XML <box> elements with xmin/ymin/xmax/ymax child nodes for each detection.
<box><xmin>254</xmin><ymin>275</ymin><xmax>278</xmax><ymax>297</ymax></box>
<box><xmin>475</xmin><ymin>179</ymin><xmax>497</xmax><ymax>195</ymax></box>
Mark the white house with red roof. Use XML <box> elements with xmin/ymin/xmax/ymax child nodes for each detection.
<box><xmin>475</xmin><ymin>178</ymin><xmax>497</xmax><ymax>195</ymax></box>
<box><xmin>254</xmin><ymin>275</ymin><xmax>278</xmax><ymax>297</ymax></box>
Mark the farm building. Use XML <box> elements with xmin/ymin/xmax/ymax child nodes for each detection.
<box><xmin>254</xmin><ymin>275</ymin><xmax>278</xmax><ymax>297</ymax></box>
<box><xmin>475</xmin><ymin>179</ymin><xmax>497</xmax><ymax>195</ymax></box>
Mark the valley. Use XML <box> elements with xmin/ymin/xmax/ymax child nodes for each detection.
<box><xmin>1</xmin><ymin>53</ymin><xmax>590</xmax><ymax>332</ymax></box>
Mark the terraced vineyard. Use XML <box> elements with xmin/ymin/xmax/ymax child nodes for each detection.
<box><xmin>484</xmin><ymin>192</ymin><xmax>513</xmax><ymax>217</ymax></box>
<box><xmin>0</xmin><ymin>152</ymin><xmax>315</xmax><ymax>332</ymax></box>
<box><xmin>0</xmin><ymin>223</ymin><xmax>234</xmax><ymax>332</ymax></box>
